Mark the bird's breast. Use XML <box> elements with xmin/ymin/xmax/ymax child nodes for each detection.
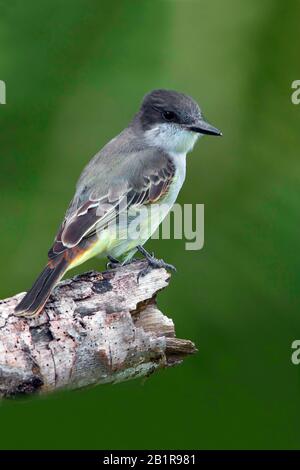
<box><xmin>166</xmin><ymin>152</ymin><xmax>186</xmax><ymax>202</ymax></box>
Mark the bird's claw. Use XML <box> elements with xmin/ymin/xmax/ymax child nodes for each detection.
<box><xmin>106</xmin><ymin>255</ymin><xmax>121</xmax><ymax>270</ymax></box>
<box><xmin>107</xmin><ymin>249</ymin><xmax>176</xmax><ymax>281</ymax></box>
<box><xmin>137</xmin><ymin>248</ymin><xmax>176</xmax><ymax>283</ymax></box>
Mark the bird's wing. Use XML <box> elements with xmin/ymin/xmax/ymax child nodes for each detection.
<box><xmin>48</xmin><ymin>146</ymin><xmax>175</xmax><ymax>259</ymax></box>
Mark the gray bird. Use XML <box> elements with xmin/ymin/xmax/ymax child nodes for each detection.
<box><xmin>15</xmin><ymin>89</ymin><xmax>222</xmax><ymax>318</ymax></box>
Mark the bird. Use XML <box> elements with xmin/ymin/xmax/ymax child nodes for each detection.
<box><xmin>15</xmin><ymin>89</ymin><xmax>222</xmax><ymax>318</ymax></box>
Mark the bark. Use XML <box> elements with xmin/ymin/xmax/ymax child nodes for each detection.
<box><xmin>0</xmin><ymin>260</ymin><xmax>197</xmax><ymax>398</ymax></box>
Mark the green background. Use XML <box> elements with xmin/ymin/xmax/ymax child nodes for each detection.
<box><xmin>0</xmin><ymin>0</ymin><xmax>300</xmax><ymax>450</ymax></box>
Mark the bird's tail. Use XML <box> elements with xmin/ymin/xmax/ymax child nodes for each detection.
<box><xmin>15</xmin><ymin>257</ymin><xmax>69</xmax><ymax>317</ymax></box>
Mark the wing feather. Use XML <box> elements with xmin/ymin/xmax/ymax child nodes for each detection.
<box><xmin>48</xmin><ymin>148</ymin><xmax>176</xmax><ymax>259</ymax></box>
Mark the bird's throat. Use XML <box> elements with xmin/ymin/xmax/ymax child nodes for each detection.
<box><xmin>145</xmin><ymin>123</ymin><xmax>199</xmax><ymax>155</ymax></box>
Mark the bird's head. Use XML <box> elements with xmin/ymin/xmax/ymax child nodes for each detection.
<box><xmin>136</xmin><ymin>89</ymin><xmax>222</xmax><ymax>154</ymax></box>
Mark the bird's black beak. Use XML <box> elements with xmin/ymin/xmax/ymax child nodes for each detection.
<box><xmin>187</xmin><ymin>119</ymin><xmax>222</xmax><ymax>136</ymax></box>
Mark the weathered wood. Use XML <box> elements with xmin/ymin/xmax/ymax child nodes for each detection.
<box><xmin>0</xmin><ymin>260</ymin><xmax>197</xmax><ymax>398</ymax></box>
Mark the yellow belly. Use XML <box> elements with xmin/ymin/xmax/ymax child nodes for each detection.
<box><xmin>67</xmin><ymin>187</ymin><xmax>180</xmax><ymax>271</ymax></box>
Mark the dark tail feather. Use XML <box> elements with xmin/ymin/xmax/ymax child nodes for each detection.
<box><xmin>15</xmin><ymin>258</ymin><xmax>68</xmax><ymax>316</ymax></box>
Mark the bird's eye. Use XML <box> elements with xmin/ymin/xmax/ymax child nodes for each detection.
<box><xmin>162</xmin><ymin>110</ymin><xmax>176</xmax><ymax>122</ymax></box>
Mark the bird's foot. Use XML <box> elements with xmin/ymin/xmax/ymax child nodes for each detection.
<box><xmin>106</xmin><ymin>255</ymin><xmax>121</xmax><ymax>270</ymax></box>
<box><xmin>137</xmin><ymin>245</ymin><xmax>176</xmax><ymax>282</ymax></box>
<box><xmin>106</xmin><ymin>255</ymin><xmax>139</xmax><ymax>270</ymax></box>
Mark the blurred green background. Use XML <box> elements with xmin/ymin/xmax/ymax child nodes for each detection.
<box><xmin>0</xmin><ymin>0</ymin><xmax>300</xmax><ymax>450</ymax></box>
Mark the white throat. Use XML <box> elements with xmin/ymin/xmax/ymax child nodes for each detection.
<box><xmin>144</xmin><ymin>123</ymin><xmax>200</xmax><ymax>155</ymax></box>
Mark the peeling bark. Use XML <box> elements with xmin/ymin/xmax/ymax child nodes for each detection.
<box><xmin>0</xmin><ymin>260</ymin><xmax>197</xmax><ymax>398</ymax></box>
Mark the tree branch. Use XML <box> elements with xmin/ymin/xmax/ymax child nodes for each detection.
<box><xmin>0</xmin><ymin>260</ymin><xmax>197</xmax><ymax>398</ymax></box>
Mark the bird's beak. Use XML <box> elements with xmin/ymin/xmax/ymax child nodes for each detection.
<box><xmin>187</xmin><ymin>119</ymin><xmax>222</xmax><ymax>136</ymax></box>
